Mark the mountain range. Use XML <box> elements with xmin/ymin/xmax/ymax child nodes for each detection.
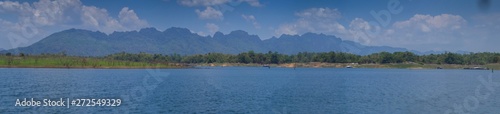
<box><xmin>1</xmin><ymin>27</ymin><xmax>437</xmax><ymax>56</ymax></box>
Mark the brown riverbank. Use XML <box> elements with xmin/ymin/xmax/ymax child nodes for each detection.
<box><xmin>192</xmin><ymin>63</ymin><xmax>500</xmax><ymax>70</ymax></box>
<box><xmin>1</xmin><ymin>63</ymin><xmax>499</xmax><ymax>70</ymax></box>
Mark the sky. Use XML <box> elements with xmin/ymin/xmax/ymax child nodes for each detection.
<box><xmin>0</xmin><ymin>0</ymin><xmax>499</xmax><ymax>52</ymax></box>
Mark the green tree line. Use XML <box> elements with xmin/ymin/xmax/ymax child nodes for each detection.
<box><xmin>2</xmin><ymin>51</ymin><xmax>500</xmax><ymax>66</ymax></box>
<box><xmin>105</xmin><ymin>51</ymin><xmax>500</xmax><ymax>65</ymax></box>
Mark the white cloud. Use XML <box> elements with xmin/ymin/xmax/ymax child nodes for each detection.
<box><xmin>205</xmin><ymin>23</ymin><xmax>219</xmax><ymax>35</ymax></box>
<box><xmin>196</xmin><ymin>31</ymin><xmax>207</xmax><ymax>36</ymax></box>
<box><xmin>33</xmin><ymin>0</ymin><xmax>83</xmax><ymax>25</ymax></box>
<box><xmin>347</xmin><ymin>18</ymin><xmax>380</xmax><ymax>44</ymax></box>
<box><xmin>366</xmin><ymin>14</ymin><xmax>470</xmax><ymax>51</ymax></box>
<box><xmin>118</xmin><ymin>7</ymin><xmax>149</xmax><ymax>30</ymax></box>
<box><xmin>0</xmin><ymin>0</ymin><xmax>149</xmax><ymax>49</ymax></box>
<box><xmin>393</xmin><ymin>14</ymin><xmax>466</xmax><ymax>32</ymax></box>
<box><xmin>178</xmin><ymin>0</ymin><xmax>261</xmax><ymax>7</ymax></box>
<box><xmin>195</xmin><ymin>7</ymin><xmax>223</xmax><ymax>20</ymax></box>
<box><xmin>272</xmin><ymin>8</ymin><xmax>493</xmax><ymax>52</ymax></box>
<box><xmin>238</xmin><ymin>0</ymin><xmax>261</xmax><ymax>7</ymax></box>
<box><xmin>275</xmin><ymin>8</ymin><xmax>347</xmax><ymax>37</ymax></box>
<box><xmin>274</xmin><ymin>24</ymin><xmax>298</xmax><ymax>35</ymax></box>
<box><xmin>295</xmin><ymin>7</ymin><xmax>341</xmax><ymax>20</ymax></box>
<box><xmin>80</xmin><ymin>6</ymin><xmax>124</xmax><ymax>33</ymax></box>
<box><xmin>178</xmin><ymin>0</ymin><xmax>230</xmax><ymax>7</ymax></box>
<box><xmin>349</xmin><ymin>18</ymin><xmax>372</xmax><ymax>31</ymax></box>
<box><xmin>0</xmin><ymin>1</ymin><xmax>33</xmax><ymax>15</ymax></box>
<box><xmin>242</xmin><ymin>14</ymin><xmax>260</xmax><ymax>29</ymax></box>
<box><xmin>80</xmin><ymin>6</ymin><xmax>148</xmax><ymax>33</ymax></box>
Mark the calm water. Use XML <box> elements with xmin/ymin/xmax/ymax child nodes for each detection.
<box><xmin>0</xmin><ymin>67</ymin><xmax>499</xmax><ymax>113</ymax></box>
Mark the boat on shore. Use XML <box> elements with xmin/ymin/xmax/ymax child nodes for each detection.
<box><xmin>463</xmin><ymin>67</ymin><xmax>489</xmax><ymax>70</ymax></box>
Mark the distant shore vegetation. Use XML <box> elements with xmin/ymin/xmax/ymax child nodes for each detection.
<box><xmin>1</xmin><ymin>51</ymin><xmax>500</xmax><ymax>69</ymax></box>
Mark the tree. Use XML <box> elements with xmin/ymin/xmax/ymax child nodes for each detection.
<box><xmin>493</xmin><ymin>56</ymin><xmax>500</xmax><ymax>63</ymax></box>
<box><xmin>359</xmin><ymin>55</ymin><xmax>374</xmax><ymax>64</ymax></box>
<box><xmin>237</xmin><ymin>52</ymin><xmax>252</xmax><ymax>64</ymax></box>
<box><xmin>325</xmin><ymin>52</ymin><xmax>336</xmax><ymax>63</ymax></box>
<box><xmin>378</xmin><ymin>52</ymin><xmax>393</xmax><ymax>64</ymax></box>
<box><xmin>254</xmin><ymin>53</ymin><xmax>264</xmax><ymax>64</ymax></box>
<box><xmin>444</xmin><ymin>52</ymin><xmax>463</xmax><ymax>64</ymax></box>
<box><xmin>392</xmin><ymin>52</ymin><xmax>405</xmax><ymax>63</ymax></box>
<box><xmin>271</xmin><ymin>51</ymin><xmax>279</xmax><ymax>64</ymax></box>
<box><xmin>248</xmin><ymin>50</ymin><xmax>255</xmax><ymax>62</ymax></box>
<box><xmin>6</xmin><ymin>56</ymin><xmax>13</xmax><ymax>66</ymax></box>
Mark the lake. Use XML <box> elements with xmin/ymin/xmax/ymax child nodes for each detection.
<box><xmin>1</xmin><ymin>67</ymin><xmax>499</xmax><ymax>113</ymax></box>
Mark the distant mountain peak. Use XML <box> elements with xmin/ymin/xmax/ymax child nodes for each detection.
<box><xmin>164</xmin><ymin>27</ymin><xmax>192</xmax><ymax>34</ymax></box>
<box><xmin>213</xmin><ymin>31</ymin><xmax>224</xmax><ymax>38</ymax></box>
<box><xmin>278</xmin><ymin>34</ymin><xmax>300</xmax><ymax>39</ymax></box>
<box><xmin>62</xmin><ymin>28</ymin><xmax>93</xmax><ymax>33</ymax></box>
<box><xmin>302</xmin><ymin>32</ymin><xmax>318</xmax><ymax>36</ymax></box>
<box><xmin>55</xmin><ymin>28</ymin><xmax>107</xmax><ymax>38</ymax></box>
<box><xmin>301</xmin><ymin>32</ymin><xmax>327</xmax><ymax>37</ymax></box>
<box><xmin>228</xmin><ymin>30</ymin><xmax>249</xmax><ymax>36</ymax></box>
<box><xmin>139</xmin><ymin>27</ymin><xmax>160</xmax><ymax>33</ymax></box>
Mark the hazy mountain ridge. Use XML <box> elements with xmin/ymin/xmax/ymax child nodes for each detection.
<box><xmin>3</xmin><ymin>27</ymin><xmax>423</xmax><ymax>56</ymax></box>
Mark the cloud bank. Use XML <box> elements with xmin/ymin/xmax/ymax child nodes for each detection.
<box><xmin>0</xmin><ymin>0</ymin><xmax>149</xmax><ymax>49</ymax></box>
<box><xmin>274</xmin><ymin>7</ymin><xmax>499</xmax><ymax>52</ymax></box>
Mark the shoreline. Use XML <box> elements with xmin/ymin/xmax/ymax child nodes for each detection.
<box><xmin>190</xmin><ymin>63</ymin><xmax>500</xmax><ymax>70</ymax></box>
<box><xmin>1</xmin><ymin>63</ymin><xmax>498</xmax><ymax>70</ymax></box>
<box><xmin>0</xmin><ymin>65</ymin><xmax>190</xmax><ymax>69</ymax></box>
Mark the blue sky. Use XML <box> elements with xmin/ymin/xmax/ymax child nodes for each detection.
<box><xmin>0</xmin><ymin>0</ymin><xmax>499</xmax><ymax>52</ymax></box>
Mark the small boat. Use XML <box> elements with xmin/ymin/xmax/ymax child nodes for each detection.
<box><xmin>464</xmin><ymin>67</ymin><xmax>489</xmax><ymax>70</ymax></box>
<box><xmin>346</xmin><ymin>66</ymin><xmax>353</xmax><ymax>68</ymax></box>
<box><xmin>473</xmin><ymin>67</ymin><xmax>489</xmax><ymax>70</ymax></box>
<box><xmin>436</xmin><ymin>67</ymin><xmax>443</xmax><ymax>69</ymax></box>
<box><xmin>263</xmin><ymin>65</ymin><xmax>270</xmax><ymax>68</ymax></box>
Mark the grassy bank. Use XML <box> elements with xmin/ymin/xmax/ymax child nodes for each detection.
<box><xmin>0</xmin><ymin>56</ymin><xmax>187</xmax><ymax>69</ymax></box>
<box><xmin>1</xmin><ymin>54</ymin><xmax>499</xmax><ymax>70</ymax></box>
